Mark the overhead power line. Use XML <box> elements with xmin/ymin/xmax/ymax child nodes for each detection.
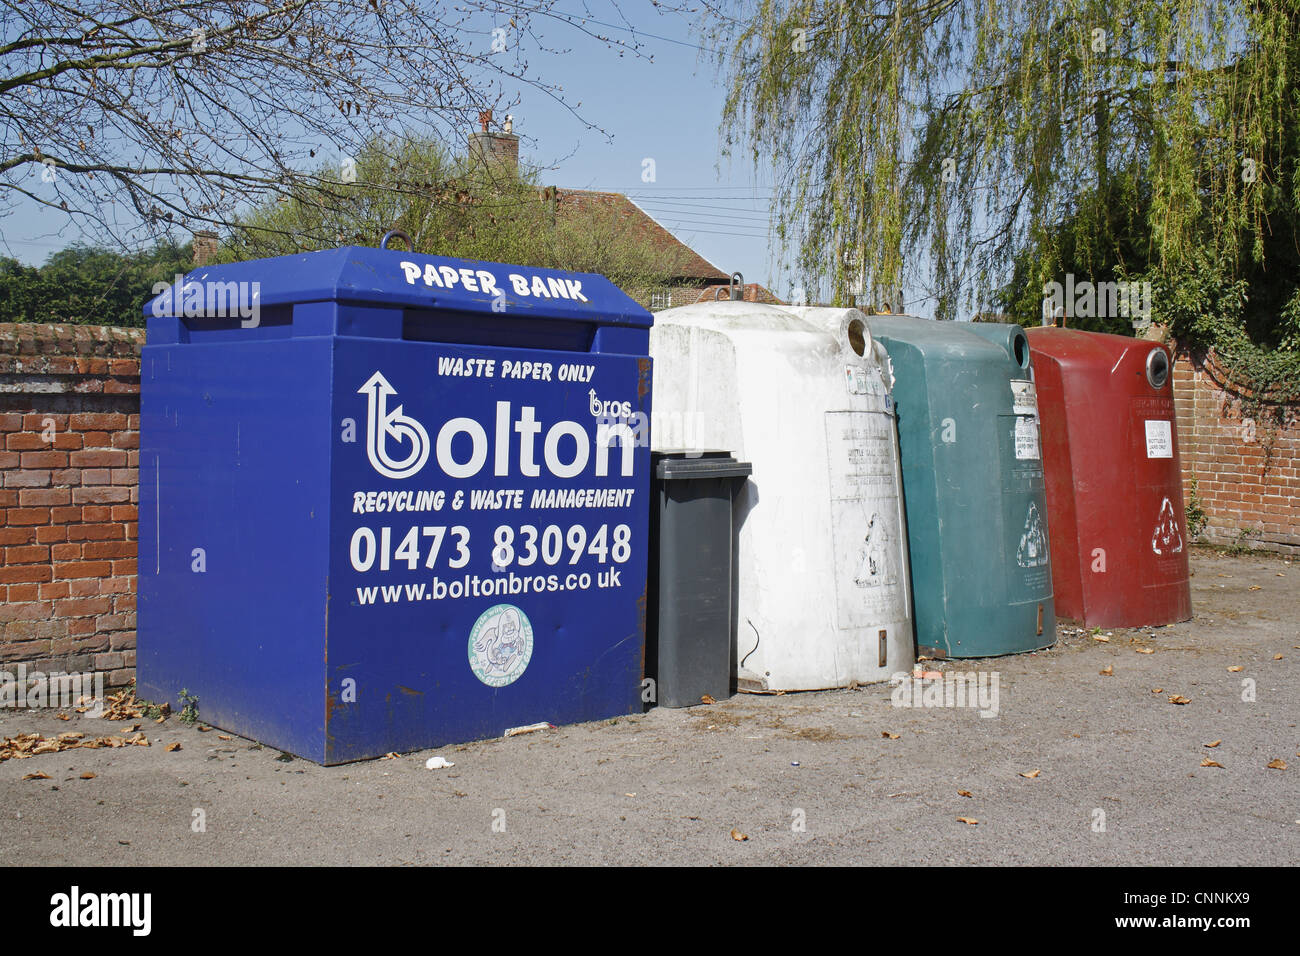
<box><xmin>634</xmin><ymin>200</ymin><xmax>772</xmax><ymax>220</ymax></box>
<box><xmin>656</xmin><ymin>221</ymin><xmax>770</xmax><ymax>239</ymax></box>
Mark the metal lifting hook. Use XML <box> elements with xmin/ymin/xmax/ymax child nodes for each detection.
<box><xmin>713</xmin><ymin>271</ymin><xmax>745</xmax><ymax>301</ymax></box>
<box><xmin>379</xmin><ymin>229</ymin><xmax>414</xmax><ymax>251</ymax></box>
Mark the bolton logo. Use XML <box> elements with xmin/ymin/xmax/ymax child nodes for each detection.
<box><xmin>358</xmin><ymin>372</ymin><xmax>430</xmax><ymax>480</ymax></box>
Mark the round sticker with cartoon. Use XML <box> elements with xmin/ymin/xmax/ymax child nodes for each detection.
<box><xmin>468</xmin><ymin>604</ymin><xmax>534</xmax><ymax>687</ymax></box>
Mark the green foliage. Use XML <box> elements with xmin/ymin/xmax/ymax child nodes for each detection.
<box><xmin>223</xmin><ymin>136</ymin><xmax>690</xmax><ymax>297</ymax></box>
<box><xmin>1225</xmin><ymin>527</ymin><xmax>1260</xmax><ymax>555</ymax></box>
<box><xmin>177</xmin><ymin>689</ymin><xmax>200</xmax><ymax>726</ymax></box>
<box><xmin>999</xmin><ymin>175</ymin><xmax>1160</xmax><ymax>334</ymax></box>
<box><xmin>0</xmin><ymin>240</ymin><xmax>193</xmax><ymax>327</ymax></box>
<box><xmin>1185</xmin><ymin>477</ymin><xmax>1209</xmax><ymax>540</ymax></box>
<box><xmin>712</xmin><ymin>0</ymin><xmax>1300</xmax><ymax>340</ymax></box>
<box><xmin>0</xmin><ymin>134</ymin><xmax>693</xmax><ymax>327</ymax></box>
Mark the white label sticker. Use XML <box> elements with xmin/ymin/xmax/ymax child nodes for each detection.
<box><xmin>1145</xmin><ymin>419</ymin><xmax>1173</xmax><ymax>458</ymax></box>
<box><xmin>845</xmin><ymin>366</ymin><xmax>870</xmax><ymax>395</ymax></box>
<box><xmin>1011</xmin><ymin>380</ymin><xmax>1038</xmax><ymax>416</ymax></box>
<box><xmin>1014</xmin><ymin>416</ymin><xmax>1040</xmax><ymax>460</ymax></box>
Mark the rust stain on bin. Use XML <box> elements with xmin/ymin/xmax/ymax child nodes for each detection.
<box><xmin>637</xmin><ymin>356</ymin><xmax>652</xmax><ymax>400</ymax></box>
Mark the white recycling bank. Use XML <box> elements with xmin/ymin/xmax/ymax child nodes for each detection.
<box><xmin>650</xmin><ymin>302</ymin><xmax>914</xmax><ymax>691</ymax></box>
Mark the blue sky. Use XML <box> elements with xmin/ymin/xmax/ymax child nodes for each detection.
<box><xmin>3</xmin><ymin>4</ymin><xmax>789</xmax><ymax>297</ymax></box>
<box><xmin>503</xmin><ymin>4</ymin><xmax>781</xmax><ymax>292</ymax></box>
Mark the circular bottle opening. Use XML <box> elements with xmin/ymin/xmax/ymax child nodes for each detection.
<box><xmin>847</xmin><ymin>318</ymin><xmax>868</xmax><ymax>357</ymax></box>
<box><xmin>1012</xmin><ymin>330</ymin><xmax>1031</xmax><ymax>369</ymax></box>
<box><xmin>1146</xmin><ymin>348</ymin><xmax>1170</xmax><ymax>389</ymax></box>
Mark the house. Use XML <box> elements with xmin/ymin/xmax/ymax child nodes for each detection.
<box><xmin>193</xmin><ymin>113</ymin><xmax>783</xmax><ymax>308</ymax></box>
<box><xmin>471</xmin><ymin>113</ymin><xmax>781</xmax><ymax>310</ymax></box>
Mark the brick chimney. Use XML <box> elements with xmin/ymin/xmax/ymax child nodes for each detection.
<box><xmin>192</xmin><ymin>229</ymin><xmax>218</xmax><ymax>266</ymax></box>
<box><xmin>467</xmin><ymin>110</ymin><xmax>519</xmax><ymax>177</ymax></box>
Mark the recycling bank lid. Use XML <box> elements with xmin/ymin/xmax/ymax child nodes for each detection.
<box><xmin>142</xmin><ymin>246</ymin><xmax>652</xmax><ymax>326</ymax></box>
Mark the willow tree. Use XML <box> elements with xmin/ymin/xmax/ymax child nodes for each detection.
<box><xmin>709</xmin><ymin>0</ymin><xmax>1299</xmax><ymax>347</ymax></box>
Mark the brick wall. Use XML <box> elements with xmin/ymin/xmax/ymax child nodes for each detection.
<box><xmin>1173</xmin><ymin>347</ymin><xmax>1300</xmax><ymax>555</ymax></box>
<box><xmin>1</xmin><ymin>323</ymin><xmax>145</xmax><ymax>686</ymax></box>
<box><xmin>645</xmin><ymin>282</ymin><xmax>785</xmax><ymax>311</ymax></box>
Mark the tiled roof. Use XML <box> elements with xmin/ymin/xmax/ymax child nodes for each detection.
<box><xmin>553</xmin><ymin>189</ymin><xmax>729</xmax><ymax>282</ymax></box>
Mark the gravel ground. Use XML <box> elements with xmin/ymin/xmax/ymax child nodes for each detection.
<box><xmin>2</xmin><ymin>547</ymin><xmax>1296</xmax><ymax>866</ymax></box>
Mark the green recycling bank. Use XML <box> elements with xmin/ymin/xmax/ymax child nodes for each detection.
<box><xmin>867</xmin><ymin>316</ymin><xmax>1055</xmax><ymax>658</ymax></box>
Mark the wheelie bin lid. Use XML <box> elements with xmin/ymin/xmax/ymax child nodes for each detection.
<box><xmin>653</xmin><ymin>450</ymin><xmax>753</xmax><ymax>480</ymax></box>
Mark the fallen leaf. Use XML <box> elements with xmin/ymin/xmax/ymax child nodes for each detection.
<box><xmin>1100</xmin><ymin>665</ymin><xmax>1113</xmax><ymax>676</ymax></box>
<box><xmin>881</xmin><ymin>731</ymin><xmax>900</xmax><ymax>739</ymax></box>
<box><xmin>1092</xmin><ymin>635</ymin><xmax>1110</xmax><ymax>643</ymax></box>
<box><xmin>1019</xmin><ymin>769</ymin><xmax>1041</xmax><ymax>779</ymax></box>
<box><xmin>217</xmin><ymin>735</ymin><xmax>232</xmax><ymax>741</ymax></box>
<box><xmin>957</xmin><ymin>790</ymin><xmax>973</xmax><ymax>797</ymax></box>
<box><xmin>197</xmin><ymin>726</ymin><xmax>211</xmax><ymax>733</ymax></box>
<box><xmin>1135</xmin><ymin>648</ymin><xmax>1155</xmax><ymax>655</ymax></box>
<box><xmin>154</xmin><ymin>716</ymin><xmax>166</xmax><ymax>724</ymax></box>
<box><xmin>1205</xmin><ymin>740</ymin><xmax>1222</xmax><ymax>748</ymax></box>
<box><xmin>730</xmin><ymin>828</ymin><xmax>749</xmax><ymax>842</ymax></box>
<box><xmin>1267</xmin><ymin>759</ymin><xmax>1287</xmax><ymax>770</ymax></box>
<box><xmin>700</xmin><ymin>694</ymin><xmax>716</xmax><ymax>705</ymax></box>
<box><xmin>1248</xmin><ymin>585</ymin><xmax>1262</xmax><ymax>591</ymax></box>
<box><xmin>1274</xmin><ymin>654</ymin><xmax>1284</xmax><ymax>660</ymax></box>
<box><xmin>381</xmin><ymin>752</ymin><xmax>399</xmax><ymax>760</ymax></box>
<box><xmin>79</xmin><ymin>771</ymin><xmax>95</xmax><ymax>779</ymax></box>
<box><xmin>956</xmin><ymin>817</ymin><xmax>979</xmax><ymax>825</ymax></box>
<box><xmin>1168</xmin><ymin>695</ymin><xmax>1191</xmax><ymax>705</ymax></box>
<box><xmin>55</xmin><ymin>713</ymin><xmax>70</xmax><ymax>721</ymax></box>
<box><xmin>165</xmin><ymin>742</ymin><xmax>181</xmax><ymax>752</ymax></box>
<box><xmin>1201</xmin><ymin>758</ymin><xmax>1224</xmax><ymax>768</ymax></box>
<box><xmin>1152</xmin><ymin>688</ymin><xmax>1164</xmax><ymax>694</ymax></box>
<box><xmin>22</xmin><ymin>772</ymin><xmax>50</xmax><ymax>780</ymax></box>
<box><xmin>1228</xmin><ymin>665</ymin><xmax>1244</xmax><ymax>672</ymax></box>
